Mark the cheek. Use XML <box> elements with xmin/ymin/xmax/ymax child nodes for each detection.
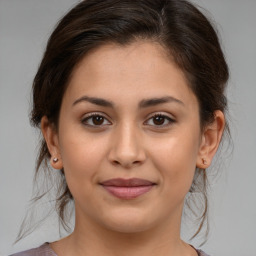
<box><xmin>58</xmin><ymin>129</ymin><xmax>107</xmax><ymax>196</ymax></box>
<box><xmin>148</xmin><ymin>129</ymin><xmax>200</xmax><ymax>195</ymax></box>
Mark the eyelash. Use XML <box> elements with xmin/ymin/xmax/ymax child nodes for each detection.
<box><xmin>81</xmin><ymin>112</ymin><xmax>175</xmax><ymax>128</ymax></box>
<box><xmin>146</xmin><ymin>113</ymin><xmax>175</xmax><ymax>128</ymax></box>
<box><xmin>81</xmin><ymin>113</ymin><xmax>111</xmax><ymax>127</ymax></box>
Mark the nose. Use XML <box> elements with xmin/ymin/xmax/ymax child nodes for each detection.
<box><xmin>108</xmin><ymin>122</ymin><xmax>146</xmax><ymax>168</ymax></box>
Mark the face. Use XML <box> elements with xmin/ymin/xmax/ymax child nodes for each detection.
<box><xmin>43</xmin><ymin>41</ymin><xmax>214</xmax><ymax>235</ymax></box>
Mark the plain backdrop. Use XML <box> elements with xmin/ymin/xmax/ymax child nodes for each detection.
<box><xmin>0</xmin><ymin>0</ymin><xmax>256</xmax><ymax>255</ymax></box>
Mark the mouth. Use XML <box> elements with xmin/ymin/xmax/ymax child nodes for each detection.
<box><xmin>100</xmin><ymin>178</ymin><xmax>156</xmax><ymax>200</ymax></box>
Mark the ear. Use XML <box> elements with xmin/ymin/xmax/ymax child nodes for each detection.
<box><xmin>41</xmin><ymin>116</ymin><xmax>63</xmax><ymax>170</ymax></box>
<box><xmin>196</xmin><ymin>110</ymin><xmax>225</xmax><ymax>169</ymax></box>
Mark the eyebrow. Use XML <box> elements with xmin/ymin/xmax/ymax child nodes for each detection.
<box><xmin>139</xmin><ymin>96</ymin><xmax>184</xmax><ymax>108</ymax></box>
<box><xmin>73</xmin><ymin>96</ymin><xmax>114</xmax><ymax>107</ymax></box>
<box><xmin>72</xmin><ymin>95</ymin><xmax>184</xmax><ymax>108</ymax></box>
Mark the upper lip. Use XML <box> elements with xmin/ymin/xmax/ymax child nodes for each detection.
<box><xmin>100</xmin><ymin>178</ymin><xmax>155</xmax><ymax>187</ymax></box>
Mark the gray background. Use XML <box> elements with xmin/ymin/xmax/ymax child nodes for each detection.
<box><xmin>0</xmin><ymin>0</ymin><xmax>256</xmax><ymax>255</ymax></box>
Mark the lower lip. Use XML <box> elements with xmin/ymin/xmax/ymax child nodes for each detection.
<box><xmin>102</xmin><ymin>185</ymin><xmax>154</xmax><ymax>199</ymax></box>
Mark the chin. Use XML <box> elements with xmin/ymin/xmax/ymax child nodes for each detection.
<box><xmin>98</xmin><ymin>208</ymin><xmax>157</xmax><ymax>234</ymax></box>
<box><xmin>104</xmin><ymin>220</ymin><xmax>154</xmax><ymax>234</ymax></box>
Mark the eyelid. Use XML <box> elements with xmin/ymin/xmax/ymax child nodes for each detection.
<box><xmin>81</xmin><ymin>111</ymin><xmax>175</xmax><ymax>128</ymax></box>
<box><xmin>144</xmin><ymin>112</ymin><xmax>176</xmax><ymax>127</ymax></box>
<box><xmin>81</xmin><ymin>112</ymin><xmax>112</xmax><ymax>127</ymax></box>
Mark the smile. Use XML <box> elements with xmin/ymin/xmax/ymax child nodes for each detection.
<box><xmin>100</xmin><ymin>178</ymin><xmax>156</xmax><ymax>200</ymax></box>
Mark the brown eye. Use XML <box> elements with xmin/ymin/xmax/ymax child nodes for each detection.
<box><xmin>82</xmin><ymin>113</ymin><xmax>111</xmax><ymax>127</ymax></box>
<box><xmin>92</xmin><ymin>115</ymin><xmax>104</xmax><ymax>125</ymax></box>
<box><xmin>153</xmin><ymin>115</ymin><xmax>165</xmax><ymax>125</ymax></box>
<box><xmin>145</xmin><ymin>113</ymin><xmax>175</xmax><ymax>127</ymax></box>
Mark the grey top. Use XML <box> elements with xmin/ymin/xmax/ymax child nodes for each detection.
<box><xmin>10</xmin><ymin>243</ymin><xmax>210</xmax><ymax>256</ymax></box>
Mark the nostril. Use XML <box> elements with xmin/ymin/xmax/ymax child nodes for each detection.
<box><xmin>111</xmin><ymin>159</ymin><xmax>143</xmax><ymax>168</ymax></box>
<box><xmin>113</xmin><ymin>160</ymin><xmax>120</xmax><ymax>165</ymax></box>
<box><xmin>108</xmin><ymin>142</ymin><xmax>147</xmax><ymax>168</ymax></box>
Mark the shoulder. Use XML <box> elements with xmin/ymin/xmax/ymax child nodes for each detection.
<box><xmin>197</xmin><ymin>249</ymin><xmax>211</xmax><ymax>256</ymax></box>
<box><xmin>9</xmin><ymin>243</ymin><xmax>57</xmax><ymax>256</ymax></box>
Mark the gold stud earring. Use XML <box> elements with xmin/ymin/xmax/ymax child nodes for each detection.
<box><xmin>202</xmin><ymin>158</ymin><xmax>207</xmax><ymax>165</ymax></box>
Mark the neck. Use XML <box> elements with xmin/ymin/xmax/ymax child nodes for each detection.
<box><xmin>51</xmin><ymin>204</ymin><xmax>196</xmax><ymax>256</ymax></box>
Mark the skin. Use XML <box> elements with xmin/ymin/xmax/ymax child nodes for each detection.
<box><xmin>42</xmin><ymin>41</ymin><xmax>225</xmax><ymax>256</ymax></box>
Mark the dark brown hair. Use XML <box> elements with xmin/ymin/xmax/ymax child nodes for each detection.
<box><xmin>17</xmin><ymin>0</ymin><xmax>229</xmax><ymax>244</ymax></box>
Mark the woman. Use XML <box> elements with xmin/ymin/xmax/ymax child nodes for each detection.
<box><xmin>11</xmin><ymin>0</ymin><xmax>229</xmax><ymax>255</ymax></box>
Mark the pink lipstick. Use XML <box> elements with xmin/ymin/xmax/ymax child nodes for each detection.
<box><xmin>100</xmin><ymin>178</ymin><xmax>155</xmax><ymax>199</ymax></box>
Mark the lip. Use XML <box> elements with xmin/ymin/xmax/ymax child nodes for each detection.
<box><xmin>100</xmin><ymin>178</ymin><xmax>156</xmax><ymax>200</ymax></box>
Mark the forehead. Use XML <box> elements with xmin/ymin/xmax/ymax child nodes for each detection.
<box><xmin>72</xmin><ymin>41</ymin><xmax>175</xmax><ymax>81</ymax></box>
<box><xmin>64</xmin><ymin>41</ymin><xmax>197</xmax><ymax>109</ymax></box>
